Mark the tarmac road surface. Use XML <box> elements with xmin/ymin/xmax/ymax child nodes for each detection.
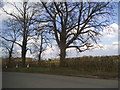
<box><xmin>2</xmin><ymin>72</ymin><xmax>118</xmax><ymax>88</ymax></box>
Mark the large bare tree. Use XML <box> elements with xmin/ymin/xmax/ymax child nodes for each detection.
<box><xmin>1</xmin><ymin>1</ymin><xmax>39</xmax><ymax>66</ymax></box>
<box><xmin>40</xmin><ymin>2</ymin><xmax>114</xmax><ymax>67</ymax></box>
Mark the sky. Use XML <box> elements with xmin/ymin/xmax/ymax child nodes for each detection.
<box><xmin>0</xmin><ymin>0</ymin><xmax>119</xmax><ymax>60</ymax></box>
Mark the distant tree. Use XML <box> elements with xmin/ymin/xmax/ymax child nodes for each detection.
<box><xmin>0</xmin><ymin>19</ymin><xmax>20</xmax><ymax>64</ymax></box>
<box><xmin>1</xmin><ymin>41</ymin><xmax>14</xmax><ymax>61</ymax></box>
<box><xmin>30</xmin><ymin>29</ymin><xmax>51</xmax><ymax>62</ymax></box>
<box><xmin>40</xmin><ymin>2</ymin><xmax>115</xmax><ymax>67</ymax></box>
<box><xmin>29</xmin><ymin>2</ymin><xmax>52</xmax><ymax>62</ymax></box>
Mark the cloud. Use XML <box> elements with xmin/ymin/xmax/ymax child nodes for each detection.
<box><xmin>112</xmin><ymin>41</ymin><xmax>118</xmax><ymax>45</ymax></box>
<box><xmin>43</xmin><ymin>45</ymin><xmax>60</xmax><ymax>59</ymax></box>
<box><xmin>0</xmin><ymin>2</ymin><xmax>14</xmax><ymax>22</ymax></box>
<box><xmin>66</xmin><ymin>43</ymin><xmax>118</xmax><ymax>58</ymax></box>
<box><xmin>66</xmin><ymin>23</ymin><xmax>119</xmax><ymax>57</ymax></box>
<box><xmin>100</xmin><ymin>23</ymin><xmax>118</xmax><ymax>39</ymax></box>
<box><xmin>0</xmin><ymin>1</ymin><xmax>32</xmax><ymax>21</ymax></box>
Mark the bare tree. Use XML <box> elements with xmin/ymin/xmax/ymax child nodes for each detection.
<box><xmin>29</xmin><ymin>28</ymin><xmax>52</xmax><ymax>62</ymax></box>
<box><xmin>40</xmin><ymin>2</ymin><xmax>114</xmax><ymax>67</ymax></box>
<box><xmin>0</xmin><ymin>18</ymin><xmax>20</xmax><ymax>64</ymax></box>
<box><xmin>1</xmin><ymin>1</ymin><xmax>39</xmax><ymax>66</ymax></box>
<box><xmin>1</xmin><ymin>41</ymin><xmax>13</xmax><ymax>62</ymax></box>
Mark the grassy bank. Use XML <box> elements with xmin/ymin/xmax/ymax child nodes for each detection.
<box><xmin>2</xmin><ymin>55</ymin><xmax>119</xmax><ymax>79</ymax></box>
<box><xmin>3</xmin><ymin>67</ymin><xmax>118</xmax><ymax>79</ymax></box>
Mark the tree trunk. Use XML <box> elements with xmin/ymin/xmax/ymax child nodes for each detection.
<box><xmin>38</xmin><ymin>52</ymin><xmax>42</xmax><ymax>61</ymax></box>
<box><xmin>59</xmin><ymin>32</ymin><xmax>66</xmax><ymax>67</ymax></box>
<box><xmin>60</xmin><ymin>47</ymin><xmax>66</xmax><ymax>67</ymax></box>
<box><xmin>21</xmin><ymin>49</ymin><xmax>26</xmax><ymax>66</ymax></box>
<box><xmin>8</xmin><ymin>53</ymin><xmax>12</xmax><ymax>67</ymax></box>
<box><xmin>8</xmin><ymin>53</ymin><xmax>12</xmax><ymax>64</ymax></box>
<box><xmin>38</xmin><ymin>53</ymin><xmax>41</xmax><ymax>61</ymax></box>
<box><xmin>8</xmin><ymin>42</ymin><xmax>14</xmax><ymax>65</ymax></box>
<box><xmin>38</xmin><ymin>33</ymin><xmax>43</xmax><ymax>63</ymax></box>
<box><xmin>22</xmin><ymin>2</ymin><xmax>27</xmax><ymax>67</ymax></box>
<box><xmin>21</xmin><ymin>39</ymin><xmax>27</xmax><ymax>66</ymax></box>
<box><xmin>59</xmin><ymin>24</ymin><xmax>66</xmax><ymax>67</ymax></box>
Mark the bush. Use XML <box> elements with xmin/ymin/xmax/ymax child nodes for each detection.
<box><xmin>64</xmin><ymin>55</ymin><xmax>119</xmax><ymax>72</ymax></box>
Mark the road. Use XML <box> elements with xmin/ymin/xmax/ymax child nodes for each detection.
<box><xmin>2</xmin><ymin>72</ymin><xmax>118</xmax><ymax>88</ymax></box>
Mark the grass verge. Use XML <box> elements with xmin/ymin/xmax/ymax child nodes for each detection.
<box><xmin>3</xmin><ymin>67</ymin><xmax>118</xmax><ymax>79</ymax></box>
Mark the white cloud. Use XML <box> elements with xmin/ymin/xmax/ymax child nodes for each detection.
<box><xmin>112</xmin><ymin>41</ymin><xmax>118</xmax><ymax>45</ymax></box>
<box><xmin>0</xmin><ymin>1</ymin><xmax>34</xmax><ymax>21</ymax></box>
<box><xmin>43</xmin><ymin>45</ymin><xmax>60</xmax><ymax>59</ymax></box>
<box><xmin>0</xmin><ymin>3</ymin><xmax>15</xmax><ymax>22</ymax></box>
<box><xmin>65</xmin><ymin>23</ymin><xmax>119</xmax><ymax>57</ymax></box>
<box><xmin>100</xmin><ymin>23</ymin><xmax>118</xmax><ymax>39</ymax></box>
<box><xmin>66</xmin><ymin>44</ymin><xmax>118</xmax><ymax>57</ymax></box>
